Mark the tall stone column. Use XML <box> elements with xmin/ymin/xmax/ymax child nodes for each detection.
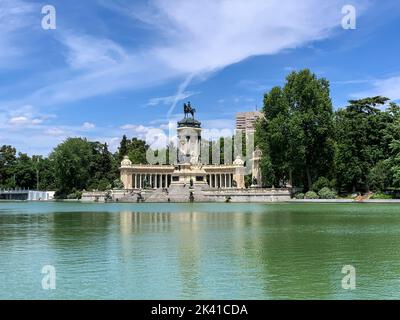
<box><xmin>233</xmin><ymin>155</ymin><xmax>245</xmax><ymax>189</ymax></box>
<box><xmin>119</xmin><ymin>156</ymin><xmax>132</xmax><ymax>189</ymax></box>
<box><xmin>120</xmin><ymin>169</ymin><xmax>132</xmax><ymax>189</ymax></box>
<box><xmin>251</xmin><ymin>147</ymin><xmax>262</xmax><ymax>188</ymax></box>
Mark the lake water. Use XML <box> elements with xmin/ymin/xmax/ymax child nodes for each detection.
<box><xmin>0</xmin><ymin>202</ymin><xmax>399</xmax><ymax>299</ymax></box>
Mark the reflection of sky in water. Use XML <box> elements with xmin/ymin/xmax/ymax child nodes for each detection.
<box><xmin>0</xmin><ymin>202</ymin><xmax>400</xmax><ymax>299</ymax></box>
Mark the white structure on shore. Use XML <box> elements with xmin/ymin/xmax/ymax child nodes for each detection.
<box><xmin>107</xmin><ymin>103</ymin><xmax>291</xmax><ymax>203</ymax></box>
<box><xmin>120</xmin><ymin>104</ymin><xmax>246</xmax><ymax>190</ymax></box>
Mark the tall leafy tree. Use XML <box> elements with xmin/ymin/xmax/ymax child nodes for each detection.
<box><xmin>284</xmin><ymin>70</ymin><xmax>335</xmax><ymax>189</ymax></box>
<box><xmin>128</xmin><ymin>138</ymin><xmax>148</xmax><ymax>164</ymax></box>
<box><xmin>386</xmin><ymin>103</ymin><xmax>400</xmax><ymax>187</ymax></box>
<box><xmin>335</xmin><ymin>96</ymin><xmax>390</xmax><ymax>192</ymax></box>
<box><xmin>13</xmin><ymin>153</ymin><xmax>36</xmax><ymax>189</ymax></box>
<box><xmin>118</xmin><ymin>135</ymin><xmax>129</xmax><ymax>162</ymax></box>
<box><xmin>256</xmin><ymin>69</ymin><xmax>334</xmax><ymax>190</ymax></box>
<box><xmin>50</xmin><ymin>138</ymin><xmax>94</xmax><ymax>197</ymax></box>
<box><xmin>0</xmin><ymin>145</ymin><xmax>17</xmax><ymax>188</ymax></box>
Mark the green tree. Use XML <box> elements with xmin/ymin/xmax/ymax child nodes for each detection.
<box><xmin>335</xmin><ymin>96</ymin><xmax>390</xmax><ymax>192</ymax></box>
<box><xmin>0</xmin><ymin>145</ymin><xmax>17</xmax><ymax>188</ymax></box>
<box><xmin>34</xmin><ymin>156</ymin><xmax>56</xmax><ymax>190</ymax></box>
<box><xmin>118</xmin><ymin>134</ymin><xmax>129</xmax><ymax>162</ymax></box>
<box><xmin>284</xmin><ymin>70</ymin><xmax>335</xmax><ymax>190</ymax></box>
<box><xmin>386</xmin><ymin>103</ymin><xmax>400</xmax><ymax>187</ymax></box>
<box><xmin>128</xmin><ymin>138</ymin><xmax>148</xmax><ymax>164</ymax></box>
<box><xmin>256</xmin><ymin>69</ymin><xmax>334</xmax><ymax>190</ymax></box>
<box><xmin>50</xmin><ymin>138</ymin><xmax>94</xmax><ymax>197</ymax></box>
<box><xmin>13</xmin><ymin>153</ymin><xmax>36</xmax><ymax>189</ymax></box>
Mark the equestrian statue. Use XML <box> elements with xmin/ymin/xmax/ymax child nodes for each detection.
<box><xmin>183</xmin><ymin>101</ymin><xmax>196</xmax><ymax>119</ymax></box>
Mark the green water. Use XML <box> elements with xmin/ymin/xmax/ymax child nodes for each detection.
<box><xmin>0</xmin><ymin>202</ymin><xmax>399</xmax><ymax>299</ymax></box>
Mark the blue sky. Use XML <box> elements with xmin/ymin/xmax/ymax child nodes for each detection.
<box><xmin>1</xmin><ymin>0</ymin><xmax>400</xmax><ymax>155</ymax></box>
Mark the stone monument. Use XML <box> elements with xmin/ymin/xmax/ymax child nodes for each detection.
<box><xmin>251</xmin><ymin>147</ymin><xmax>262</xmax><ymax>188</ymax></box>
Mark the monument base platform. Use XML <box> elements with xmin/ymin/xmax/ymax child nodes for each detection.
<box><xmin>82</xmin><ymin>188</ymin><xmax>292</xmax><ymax>203</ymax></box>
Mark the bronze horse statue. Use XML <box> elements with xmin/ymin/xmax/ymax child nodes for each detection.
<box><xmin>183</xmin><ymin>102</ymin><xmax>196</xmax><ymax>119</ymax></box>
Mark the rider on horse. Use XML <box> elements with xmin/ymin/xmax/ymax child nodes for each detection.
<box><xmin>183</xmin><ymin>101</ymin><xmax>196</xmax><ymax>119</ymax></box>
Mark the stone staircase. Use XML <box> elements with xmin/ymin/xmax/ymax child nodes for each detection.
<box><xmin>153</xmin><ymin>183</ymin><xmax>209</xmax><ymax>203</ymax></box>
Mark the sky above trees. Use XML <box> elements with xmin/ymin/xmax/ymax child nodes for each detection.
<box><xmin>0</xmin><ymin>0</ymin><xmax>399</xmax><ymax>155</ymax></box>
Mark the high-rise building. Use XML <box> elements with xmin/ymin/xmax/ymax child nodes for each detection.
<box><xmin>235</xmin><ymin>111</ymin><xmax>263</xmax><ymax>131</ymax></box>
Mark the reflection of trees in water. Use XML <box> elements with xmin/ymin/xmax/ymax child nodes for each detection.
<box><xmin>49</xmin><ymin>211</ymin><xmax>112</xmax><ymax>244</ymax></box>
<box><xmin>255</xmin><ymin>212</ymin><xmax>336</xmax><ymax>299</ymax></box>
<box><xmin>46</xmin><ymin>212</ymin><xmax>115</xmax><ymax>269</ymax></box>
<box><xmin>253</xmin><ymin>205</ymin><xmax>400</xmax><ymax>299</ymax></box>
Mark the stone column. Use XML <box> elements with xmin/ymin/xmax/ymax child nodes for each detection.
<box><xmin>251</xmin><ymin>148</ymin><xmax>262</xmax><ymax>187</ymax></box>
<box><xmin>122</xmin><ymin>169</ymin><xmax>132</xmax><ymax>189</ymax></box>
<box><xmin>139</xmin><ymin>174</ymin><xmax>142</xmax><ymax>189</ymax></box>
<box><xmin>233</xmin><ymin>155</ymin><xmax>245</xmax><ymax>189</ymax></box>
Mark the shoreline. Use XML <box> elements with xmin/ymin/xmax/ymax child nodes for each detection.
<box><xmin>1</xmin><ymin>199</ymin><xmax>400</xmax><ymax>204</ymax></box>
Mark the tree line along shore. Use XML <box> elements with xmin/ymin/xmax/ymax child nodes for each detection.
<box><xmin>1</xmin><ymin>69</ymin><xmax>399</xmax><ymax>200</ymax></box>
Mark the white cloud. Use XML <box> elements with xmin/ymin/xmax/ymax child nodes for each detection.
<box><xmin>351</xmin><ymin>75</ymin><xmax>400</xmax><ymax>101</ymax></box>
<box><xmin>147</xmin><ymin>91</ymin><xmax>199</xmax><ymax>106</ymax></box>
<box><xmin>8</xmin><ymin>116</ymin><xmax>42</xmax><ymax>126</ymax></box>
<box><xmin>2</xmin><ymin>0</ymin><xmax>366</xmax><ymax>110</ymax></box>
<box><xmin>3</xmin><ymin>105</ymin><xmax>50</xmax><ymax>127</ymax></box>
<box><xmin>150</xmin><ymin>0</ymin><xmax>358</xmax><ymax>74</ymax></box>
<box><xmin>0</xmin><ymin>0</ymin><xmax>371</xmax><ymax>155</ymax></box>
<box><xmin>82</xmin><ymin>122</ymin><xmax>95</xmax><ymax>129</ymax></box>
<box><xmin>0</xmin><ymin>0</ymin><xmax>35</xmax><ymax>68</ymax></box>
<box><xmin>120</xmin><ymin>123</ymin><xmax>173</xmax><ymax>149</ymax></box>
<box><xmin>44</xmin><ymin>128</ymin><xmax>65</xmax><ymax>136</ymax></box>
<box><xmin>121</xmin><ymin>124</ymin><xmax>149</xmax><ymax>133</ymax></box>
<box><xmin>62</xmin><ymin>33</ymin><xmax>128</xmax><ymax>70</ymax></box>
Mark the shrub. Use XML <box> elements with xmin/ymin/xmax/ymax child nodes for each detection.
<box><xmin>113</xmin><ymin>179</ymin><xmax>124</xmax><ymax>189</ymax></box>
<box><xmin>312</xmin><ymin>177</ymin><xmax>331</xmax><ymax>192</ymax></box>
<box><xmin>370</xmin><ymin>193</ymin><xmax>393</xmax><ymax>200</ymax></box>
<box><xmin>294</xmin><ymin>192</ymin><xmax>305</xmax><ymax>199</ymax></box>
<box><xmin>305</xmin><ymin>191</ymin><xmax>319</xmax><ymax>199</ymax></box>
<box><xmin>318</xmin><ymin>187</ymin><xmax>337</xmax><ymax>199</ymax></box>
<box><xmin>67</xmin><ymin>191</ymin><xmax>82</xmax><ymax>199</ymax></box>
